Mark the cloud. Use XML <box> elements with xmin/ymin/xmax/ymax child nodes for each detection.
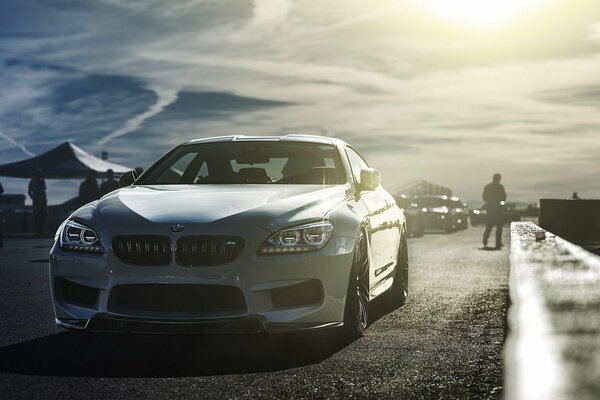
<box><xmin>251</xmin><ymin>0</ymin><xmax>293</xmax><ymax>27</ymax></box>
<box><xmin>96</xmin><ymin>85</ymin><xmax>179</xmax><ymax>147</ymax></box>
<box><xmin>0</xmin><ymin>128</ymin><xmax>35</xmax><ymax>157</ymax></box>
<box><xmin>588</xmin><ymin>22</ymin><xmax>600</xmax><ymax>43</ymax></box>
<box><xmin>2</xmin><ymin>0</ymin><xmax>600</xmax><ymax>203</ymax></box>
<box><xmin>537</xmin><ymin>84</ymin><xmax>600</xmax><ymax>106</ymax></box>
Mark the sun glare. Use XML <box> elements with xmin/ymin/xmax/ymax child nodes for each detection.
<box><xmin>422</xmin><ymin>0</ymin><xmax>544</xmax><ymax>28</ymax></box>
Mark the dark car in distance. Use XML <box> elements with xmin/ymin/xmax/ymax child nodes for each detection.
<box><xmin>414</xmin><ymin>195</ymin><xmax>459</xmax><ymax>233</ymax></box>
<box><xmin>449</xmin><ymin>197</ymin><xmax>469</xmax><ymax>230</ymax></box>
<box><xmin>394</xmin><ymin>194</ymin><xmax>424</xmax><ymax>237</ymax></box>
<box><xmin>470</xmin><ymin>201</ymin><xmax>522</xmax><ymax>227</ymax></box>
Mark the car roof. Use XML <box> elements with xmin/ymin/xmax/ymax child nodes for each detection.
<box><xmin>185</xmin><ymin>134</ymin><xmax>344</xmax><ymax>146</ymax></box>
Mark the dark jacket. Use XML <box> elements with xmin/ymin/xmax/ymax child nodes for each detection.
<box><xmin>99</xmin><ymin>179</ymin><xmax>119</xmax><ymax>197</ymax></box>
<box><xmin>483</xmin><ymin>182</ymin><xmax>506</xmax><ymax>212</ymax></box>
<box><xmin>28</xmin><ymin>178</ymin><xmax>47</xmax><ymax>205</ymax></box>
<box><xmin>79</xmin><ymin>178</ymin><xmax>99</xmax><ymax>205</ymax></box>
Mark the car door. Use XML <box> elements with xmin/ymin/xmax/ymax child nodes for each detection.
<box><xmin>345</xmin><ymin>147</ymin><xmax>401</xmax><ymax>295</ymax></box>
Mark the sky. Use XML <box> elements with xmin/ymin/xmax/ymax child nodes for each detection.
<box><xmin>1</xmin><ymin>0</ymin><xmax>600</xmax><ymax>205</ymax></box>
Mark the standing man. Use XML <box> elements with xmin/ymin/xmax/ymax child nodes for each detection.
<box><xmin>482</xmin><ymin>173</ymin><xmax>506</xmax><ymax>249</ymax></box>
<box><xmin>79</xmin><ymin>170</ymin><xmax>99</xmax><ymax>205</ymax></box>
<box><xmin>28</xmin><ymin>169</ymin><xmax>47</xmax><ymax>237</ymax></box>
<box><xmin>99</xmin><ymin>169</ymin><xmax>119</xmax><ymax>197</ymax></box>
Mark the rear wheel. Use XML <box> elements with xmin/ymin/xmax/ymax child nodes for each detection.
<box><xmin>342</xmin><ymin>230</ymin><xmax>370</xmax><ymax>339</ymax></box>
<box><xmin>413</xmin><ymin>222</ymin><xmax>425</xmax><ymax>238</ymax></box>
<box><xmin>445</xmin><ymin>218</ymin><xmax>455</xmax><ymax>233</ymax></box>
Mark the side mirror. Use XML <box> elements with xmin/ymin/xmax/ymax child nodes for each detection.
<box><xmin>118</xmin><ymin>170</ymin><xmax>137</xmax><ymax>188</ymax></box>
<box><xmin>359</xmin><ymin>168</ymin><xmax>381</xmax><ymax>191</ymax></box>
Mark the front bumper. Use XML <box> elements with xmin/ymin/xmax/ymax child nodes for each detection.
<box><xmin>56</xmin><ymin>314</ymin><xmax>343</xmax><ymax>334</ymax></box>
<box><xmin>421</xmin><ymin>212</ymin><xmax>451</xmax><ymax>230</ymax></box>
<box><xmin>50</xmin><ymin>222</ymin><xmax>355</xmax><ymax>334</ymax></box>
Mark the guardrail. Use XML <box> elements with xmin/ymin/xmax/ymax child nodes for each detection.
<box><xmin>505</xmin><ymin>221</ymin><xmax>600</xmax><ymax>400</ymax></box>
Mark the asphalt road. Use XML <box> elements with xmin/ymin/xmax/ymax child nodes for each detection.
<box><xmin>0</xmin><ymin>226</ymin><xmax>508</xmax><ymax>399</ymax></box>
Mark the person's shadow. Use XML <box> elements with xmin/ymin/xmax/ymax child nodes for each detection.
<box><xmin>0</xmin><ymin>330</ymin><xmax>352</xmax><ymax>377</ymax></box>
<box><xmin>479</xmin><ymin>246</ymin><xmax>502</xmax><ymax>251</ymax></box>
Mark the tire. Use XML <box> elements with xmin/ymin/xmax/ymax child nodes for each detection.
<box><xmin>386</xmin><ymin>232</ymin><xmax>409</xmax><ymax>308</ymax></box>
<box><xmin>445</xmin><ymin>219</ymin><xmax>454</xmax><ymax>233</ymax></box>
<box><xmin>342</xmin><ymin>229</ymin><xmax>370</xmax><ymax>339</ymax></box>
<box><xmin>414</xmin><ymin>224</ymin><xmax>425</xmax><ymax>238</ymax></box>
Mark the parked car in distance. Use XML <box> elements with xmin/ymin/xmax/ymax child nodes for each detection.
<box><xmin>470</xmin><ymin>206</ymin><xmax>486</xmax><ymax>227</ymax></box>
<box><xmin>50</xmin><ymin>134</ymin><xmax>409</xmax><ymax>339</ymax></box>
<box><xmin>470</xmin><ymin>201</ymin><xmax>522</xmax><ymax>227</ymax></box>
<box><xmin>394</xmin><ymin>194</ymin><xmax>424</xmax><ymax>237</ymax></box>
<box><xmin>449</xmin><ymin>197</ymin><xmax>469</xmax><ymax>230</ymax></box>
<box><xmin>414</xmin><ymin>195</ymin><xmax>458</xmax><ymax>233</ymax></box>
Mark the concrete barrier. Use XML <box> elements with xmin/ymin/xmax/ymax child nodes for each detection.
<box><xmin>506</xmin><ymin>221</ymin><xmax>600</xmax><ymax>400</ymax></box>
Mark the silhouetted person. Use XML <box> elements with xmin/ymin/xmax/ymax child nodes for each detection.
<box><xmin>28</xmin><ymin>169</ymin><xmax>47</xmax><ymax>237</ymax></box>
<box><xmin>571</xmin><ymin>192</ymin><xmax>580</xmax><ymax>200</ymax></box>
<box><xmin>482</xmin><ymin>173</ymin><xmax>506</xmax><ymax>249</ymax></box>
<box><xmin>0</xmin><ymin>180</ymin><xmax>3</xmax><ymax>247</ymax></box>
<box><xmin>99</xmin><ymin>169</ymin><xmax>119</xmax><ymax>196</ymax></box>
<box><xmin>79</xmin><ymin>170</ymin><xmax>99</xmax><ymax>205</ymax></box>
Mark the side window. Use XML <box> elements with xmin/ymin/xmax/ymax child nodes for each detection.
<box><xmin>192</xmin><ymin>161</ymin><xmax>209</xmax><ymax>183</ymax></box>
<box><xmin>345</xmin><ymin>147</ymin><xmax>369</xmax><ymax>185</ymax></box>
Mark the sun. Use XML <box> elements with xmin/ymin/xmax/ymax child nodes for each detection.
<box><xmin>422</xmin><ymin>0</ymin><xmax>544</xmax><ymax>28</ymax></box>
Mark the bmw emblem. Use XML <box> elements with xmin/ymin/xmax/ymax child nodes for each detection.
<box><xmin>170</xmin><ymin>224</ymin><xmax>184</xmax><ymax>233</ymax></box>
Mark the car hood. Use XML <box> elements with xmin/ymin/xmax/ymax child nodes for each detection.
<box><xmin>74</xmin><ymin>184</ymin><xmax>350</xmax><ymax>231</ymax></box>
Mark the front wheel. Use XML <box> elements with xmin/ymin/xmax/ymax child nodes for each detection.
<box><xmin>342</xmin><ymin>230</ymin><xmax>370</xmax><ymax>339</ymax></box>
<box><xmin>386</xmin><ymin>232</ymin><xmax>409</xmax><ymax>308</ymax></box>
<box><xmin>445</xmin><ymin>218</ymin><xmax>455</xmax><ymax>233</ymax></box>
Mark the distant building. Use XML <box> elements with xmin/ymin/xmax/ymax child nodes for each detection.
<box><xmin>398</xmin><ymin>180</ymin><xmax>452</xmax><ymax>197</ymax></box>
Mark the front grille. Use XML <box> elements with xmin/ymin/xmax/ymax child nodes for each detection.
<box><xmin>176</xmin><ymin>236</ymin><xmax>244</xmax><ymax>266</ymax></box>
<box><xmin>107</xmin><ymin>284</ymin><xmax>247</xmax><ymax>317</ymax></box>
<box><xmin>112</xmin><ymin>236</ymin><xmax>171</xmax><ymax>266</ymax></box>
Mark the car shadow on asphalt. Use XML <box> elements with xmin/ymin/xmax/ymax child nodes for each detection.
<box><xmin>0</xmin><ymin>330</ymin><xmax>353</xmax><ymax>378</ymax></box>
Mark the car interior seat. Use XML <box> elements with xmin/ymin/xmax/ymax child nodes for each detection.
<box><xmin>238</xmin><ymin>168</ymin><xmax>270</xmax><ymax>183</ymax></box>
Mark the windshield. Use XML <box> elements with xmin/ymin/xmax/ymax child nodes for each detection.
<box><xmin>138</xmin><ymin>141</ymin><xmax>346</xmax><ymax>185</ymax></box>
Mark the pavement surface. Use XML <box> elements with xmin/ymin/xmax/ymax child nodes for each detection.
<box><xmin>0</xmin><ymin>227</ymin><xmax>508</xmax><ymax>399</ymax></box>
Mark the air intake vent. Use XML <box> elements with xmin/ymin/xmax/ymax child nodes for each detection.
<box><xmin>176</xmin><ymin>236</ymin><xmax>244</xmax><ymax>266</ymax></box>
<box><xmin>112</xmin><ymin>236</ymin><xmax>171</xmax><ymax>266</ymax></box>
<box><xmin>55</xmin><ymin>277</ymin><xmax>99</xmax><ymax>308</ymax></box>
<box><xmin>107</xmin><ymin>284</ymin><xmax>247</xmax><ymax>316</ymax></box>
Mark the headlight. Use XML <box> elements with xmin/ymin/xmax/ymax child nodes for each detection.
<box><xmin>54</xmin><ymin>220</ymin><xmax>66</xmax><ymax>243</ymax></box>
<box><xmin>59</xmin><ymin>220</ymin><xmax>104</xmax><ymax>253</ymax></box>
<box><xmin>431</xmin><ymin>206</ymin><xmax>449</xmax><ymax>213</ymax></box>
<box><xmin>259</xmin><ymin>221</ymin><xmax>334</xmax><ymax>254</ymax></box>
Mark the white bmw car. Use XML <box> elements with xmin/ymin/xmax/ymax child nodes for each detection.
<box><xmin>50</xmin><ymin>135</ymin><xmax>408</xmax><ymax>338</ymax></box>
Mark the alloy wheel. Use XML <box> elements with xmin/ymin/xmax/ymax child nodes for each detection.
<box><xmin>355</xmin><ymin>233</ymin><xmax>370</xmax><ymax>331</ymax></box>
